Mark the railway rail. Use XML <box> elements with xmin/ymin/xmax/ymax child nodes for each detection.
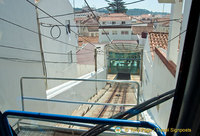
<box><xmin>97</xmin><ymin>83</ymin><xmax>129</xmax><ymax>118</ymax></box>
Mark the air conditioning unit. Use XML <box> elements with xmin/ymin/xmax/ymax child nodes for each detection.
<box><xmin>158</xmin><ymin>0</ymin><xmax>175</xmax><ymax>3</ymax></box>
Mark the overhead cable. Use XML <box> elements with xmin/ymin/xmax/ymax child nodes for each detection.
<box><xmin>26</xmin><ymin>0</ymin><xmax>98</xmax><ymax>49</ymax></box>
<box><xmin>38</xmin><ymin>0</ymin><xmax>146</xmax><ymax>19</ymax></box>
<box><xmin>0</xmin><ymin>44</ymin><xmax>97</xmax><ymax>55</ymax></box>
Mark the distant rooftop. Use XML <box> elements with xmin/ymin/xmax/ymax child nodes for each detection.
<box><xmin>99</xmin><ymin>13</ymin><xmax>131</xmax><ymax>21</ymax></box>
<box><xmin>132</xmin><ymin>26</ymin><xmax>153</xmax><ymax>35</ymax></box>
<box><xmin>78</xmin><ymin>36</ymin><xmax>99</xmax><ymax>47</ymax></box>
<box><xmin>149</xmin><ymin>32</ymin><xmax>168</xmax><ymax>50</ymax></box>
<box><xmin>148</xmin><ymin>32</ymin><xmax>168</xmax><ymax>59</ymax></box>
<box><xmin>112</xmin><ymin>40</ymin><xmax>138</xmax><ymax>44</ymax></box>
<box><xmin>99</xmin><ymin>25</ymin><xmax>131</xmax><ymax>29</ymax></box>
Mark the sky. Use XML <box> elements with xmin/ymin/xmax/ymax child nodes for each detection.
<box><xmin>69</xmin><ymin>0</ymin><xmax>171</xmax><ymax>13</ymax></box>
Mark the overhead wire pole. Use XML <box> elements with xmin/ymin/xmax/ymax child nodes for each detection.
<box><xmin>26</xmin><ymin>0</ymin><xmax>98</xmax><ymax>53</ymax></box>
<box><xmin>94</xmin><ymin>48</ymin><xmax>97</xmax><ymax>93</ymax></box>
<box><xmin>35</xmin><ymin>6</ymin><xmax>48</xmax><ymax>89</ymax></box>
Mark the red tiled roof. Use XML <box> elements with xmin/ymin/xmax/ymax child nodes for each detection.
<box><xmin>78</xmin><ymin>36</ymin><xmax>99</xmax><ymax>47</ymax></box>
<box><xmin>149</xmin><ymin>32</ymin><xmax>168</xmax><ymax>50</ymax></box>
<box><xmin>99</xmin><ymin>25</ymin><xmax>131</xmax><ymax>29</ymax></box>
<box><xmin>148</xmin><ymin>32</ymin><xmax>168</xmax><ymax>59</ymax></box>
<box><xmin>99</xmin><ymin>13</ymin><xmax>131</xmax><ymax>21</ymax></box>
<box><xmin>132</xmin><ymin>26</ymin><xmax>153</xmax><ymax>35</ymax></box>
<box><xmin>103</xmin><ymin>13</ymin><xmax>128</xmax><ymax>17</ymax></box>
<box><xmin>148</xmin><ymin>32</ymin><xmax>177</xmax><ymax>77</ymax></box>
<box><xmin>153</xmin><ymin>17</ymin><xmax>170</xmax><ymax>27</ymax></box>
<box><xmin>81</xmin><ymin>18</ymin><xmax>98</xmax><ymax>25</ymax></box>
<box><xmin>140</xmin><ymin>14</ymin><xmax>152</xmax><ymax>19</ymax></box>
<box><xmin>74</xmin><ymin>17</ymin><xmax>87</xmax><ymax>22</ymax></box>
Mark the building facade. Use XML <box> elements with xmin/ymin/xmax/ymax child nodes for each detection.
<box><xmin>141</xmin><ymin>0</ymin><xmax>192</xmax><ymax>129</ymax></box>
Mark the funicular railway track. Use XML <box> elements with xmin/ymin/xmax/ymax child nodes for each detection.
<box><xmin>97</xmin><ymin>83</ymin><xmax>129</xmax><ymax>118</ymax></box>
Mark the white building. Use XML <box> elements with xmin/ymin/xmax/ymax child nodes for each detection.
<box><xmin>99</xmin><ymin>25</ymin><xmax>133</xmax><ymax>43</ymax></box>
<box><xmin>154</xmin><ymin>17</ymin><xmax>170</xmax><ymax>33</ymax></box>
<box><xmin>37</xmin><ymin>0</ymin><xmax>78</xmax><ymax>89</ymax></box>
<box><xmin>99</xmin><ymin>13</ymin><xmax>136</xmax><ymax>43</ymax></box>
<box><xmin>142</xmin><ymin>0</ymin><xmax>192</xmax><ymax>129</ymax></box>
<box><xmin>0</xmin><ymin>0</ymin><xmax>106</xmax><ymax>117</ymax></box>
<box><xmin>0</xmin><ymin>0</ymin><xmax>48</xmax><ymax>113</ymax></box>
<box><xmin>75</xmin><ymin>17</ymin><xmax>99</xmax><ymax>37</ymax></box>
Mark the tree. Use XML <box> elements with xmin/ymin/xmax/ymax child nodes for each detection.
<box><xmin>105</xmin><ymin>0</ymin><xmax>127</xmax><ymax>13</ymax></box>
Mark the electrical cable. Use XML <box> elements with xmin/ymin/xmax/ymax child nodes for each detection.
<box><xmin>26</xmin><ymin>0</ymin><xmax>99</xmax><ymax>51</ymax></box>
<box><xmin>38</xmin><ymin>0</ymin><xmax>146</xmax><ymax>19</ymax></box>
<box><xmin>84</xmin><ymin>0</ymin><xmax>120</xmax><ymax>52</ymax></box>
<box><xmin>82</xmin><ymin>29</ymin><xmax>187</xmax><ymax>136</ymax></box>
<box><xmin>30</xmin><ymin>0</ymin><xmax>179</xmax><ymax>53</ymax></box>
<box><xmin>0</xmin><ymin>17</ymin><xmax>79</xmax><ymax>49</ymax></box>
<box><xmin>0</xmin><ymin>17</ymin><xmax>95</xmax><ymax>52</ymax></box>
<box><xmin>50</xmin><ymin>25</ymin><xmax>61</xmax><ymax>39</ymax></box>
<box><xmin>40</xmin><ymin>18</ymin><xmax>181</xmax><ymax>28</ymax></box>
<box><xmin>0</xmin><ymin>56</ymin><xmax>95</xmax><ymax>64</ymax></box>
<box><xmin>142</xmin><ymin>29</ymin><xmax>187</xmax><ymax>54</ymax></box>
<box><xmin>0</xmin><ymin>44</ymin><xmax>96</xmax><ymax>55</ymax></box>
<box><xmin>81</xmin><ymin>89</ymin><xmax>175</xmax><ymax>136</ymax></box>
<box><xmin>90</xmin><ymin>93</ymin><xmax>174</xmax><ymax>136</ymax></box>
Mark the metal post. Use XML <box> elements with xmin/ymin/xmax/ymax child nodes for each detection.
<box><xmin>137</xmin><ymin>83</ymin><xmax>139</xmax><ymax>121</ymax></box>
<box><xmin>137</xmin><ymin>49</ymin><xmax>143</xmax><ymax>121</ymax></box>
<box><xmin>140</xmin><ymin>49</ymin><xmax>143</xmax><ymax>86</ymax></box>
<box><xmin>35</xmin><ymin>7</ymin><xmax>48</xmax><ymax>89</ymax></box>
<box><xmin>94</xmin><ymin>48</ymin><xmax>97</xmax><ymax>93</ymax></box>
<box><xmin>20</xmin><ymin>78</ymin><xmax>24</xmax><ymax>111</ymax></box>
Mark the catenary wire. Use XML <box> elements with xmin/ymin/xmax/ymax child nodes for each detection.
<box><xmin>0</xmin><ymin>18</ymin><xmax>75</xmax><ymax>49</ymax></box>
<box><xmin>38</xmin><ymin>0</ymin><xmax>146</xmax><ymax>19</ymax></box>
<box><xmin>0</xmin><ymin>44</ymin><xmax>98</xmax><ymax>55</ymax></box>
<box><xmin>40</xmin><ymin>18</ymin><xmax>181</xmax><ymax>28</ymax></box>
<box><xmin>84</xmin><ymin>0</ymin><xmax>120</xmax><ymax>52</ymax></box>
<box><xmin>0</xmin><ymin>56</ymin><xmax>96</xmax><ymax>64</ymax></box>
<box><xmin>26</xmin><ymin>0</ymin><xmax>99</xmax><ymax>50</ymax></box>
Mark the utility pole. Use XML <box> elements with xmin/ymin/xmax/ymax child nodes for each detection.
<box><xmin>35</xmin><ymin>7</ymin><xmax>48</xmax><ymax>90</ymax></box>
<box><xmin>140</xmin><ymin>49</ymin><xmax>143</xmax><ymax>86</ymax></box>
<box><xmin>94</xmin><ymin>48</ymin><xmax>97</xmax><ymax>94</ymax></box>
<box><xmin>94</xmin><ymin>47</ymin><xmax>100</xmax><ymax>94</ymax></box>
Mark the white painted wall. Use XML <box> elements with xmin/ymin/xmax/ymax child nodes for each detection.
<box><xmin>0</xmin><ymin>0</ymin><xmax>46</xmax><ymax>113</ymax></box>
<box><xmin>100</xmin><ymin>20</ymin><xmax>132</xmax><ymax>26</ymax></box>
<box><xmin>142</xmin><ymin>40</ymin><xmax>176</xmax><ymax>129</ymax></box>
<box><xmin>142</xmin><ymin>36</ymin><xmax>153</xmax><ymax>99</ymax></box>
<box><xmin>46</xmin><ymin>68</ymin><xmax>107</xmax><ymax>115</ymax></box>
<box><xmin>138</xmin><ymin>35</ymin><xmax>147</xmax><ymax>46</ymax></box>
<box><xmin>99</xmin><ymin>28</ymin><xmax>132</xmax><ymax>43</ymax></box>
<box><xmin>142</xmin><ymin>48</ymin><xmax>175</xmax><ymax>129</ymax></box>
<box><xmin>89</xmin><ymin>32</ymin><xmax>99</xmax><ymax>37</ymax></box>
<box><xmin>167</xmin><ymin>0</ymin><xmax>183</xmax><ymax>64</ymax></box>
<box><xmin>142</xmin><ymin>0</ymin><xmax>192</xmax><ymax>129</ymax></box>
<box><xmin>150</xmin><ymin>53</ymin><xmax>175</xmax><ymax>129</ymax></box>
<box><xmin>154</xmin><ymin>24</ymin><xmax>169</xmax><ymax>33</ymax></box>
<box><xmin>37</xmin><ymin>0</ymin><xmax>79</xmax><ymax>89</ymax></box>
<box><xmin>175</xmin><ymin>0</ymin><xmax>192</xmax><ymax>81</ymax></box>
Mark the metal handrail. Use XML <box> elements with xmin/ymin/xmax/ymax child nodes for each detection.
<box><xmin>23</xmin><ymin>96</ymin><xmax>136</xmax><ymax>106</ymax></box>
<box><xmin>20</xmin><ymin>77</ymin><xmax>140</xmax><ymax>111</ymax></box>
<box><xmin>2</xmin><ymin>110</ymin><xmax>165</xmax><ymax>136</ymax></box>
